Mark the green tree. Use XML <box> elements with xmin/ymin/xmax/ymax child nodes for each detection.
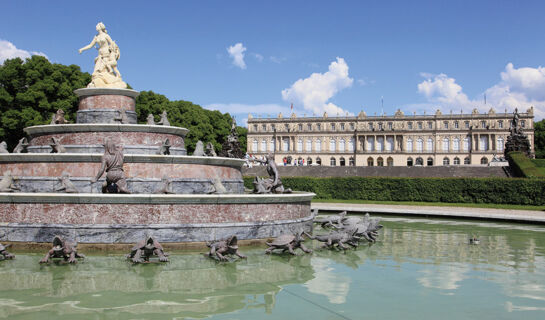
<box><xmin>535</xmin><ymin>119</ymin><xmax>545</xmax><ymax>158</ymax></box>
<box><xmin>0</xmin><ymin>56</ymin><xmax>91</xmax><ymax>148</ymax></box>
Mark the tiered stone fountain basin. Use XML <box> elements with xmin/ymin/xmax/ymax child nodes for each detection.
<box><xmin>0</xmin><ymin>88</ymin><xmax>314</xmax><ymax>244</ymax></box>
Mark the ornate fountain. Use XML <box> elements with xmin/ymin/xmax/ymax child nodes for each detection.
<box><xmin>0</xmin><ymin>23</ymin><xmax>314</xmax><ymax>244</ymax></box>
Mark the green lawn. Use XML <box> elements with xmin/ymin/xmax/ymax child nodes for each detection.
<box><xmin>312</xmin><ymin>198</ymin><xmax>545</xmax><ymax>211</ymax></box>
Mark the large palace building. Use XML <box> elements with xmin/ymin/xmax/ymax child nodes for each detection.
<box><xmin>246</xmin><ymin>107</ymin><xmax>535</xmax><ymax>166</ymax></box>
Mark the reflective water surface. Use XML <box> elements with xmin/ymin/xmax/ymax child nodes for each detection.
<box><xmin>1</xmin><ymin>216</ymin><xmax>545</xmax><ymax>319</ymax></box>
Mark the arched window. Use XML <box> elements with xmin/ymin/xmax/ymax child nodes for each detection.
<box><xmin>329</xmin><ymin>139</ymin><xmax>336</xmax><ymax>152</ymax></box>
<box><xmin>367</xmin><ymin>157</ymin><xmax>374</xmax><ymax>166</ymax></box>
<box><xmin>464</xmin><ymin>157</ymin><xmax>471</xmax><ymax>165</ymax></box>
<box><xmin>348</xmin><ymin>138</ymin><xmax>355</xmax><ymax>152</ymax></box>
<box><xmin>407</xmin><ymin>138</ymin><xmax>413</xmax><ymax>152</ymax></box>
<box><xmin>349</xmin><ymin>157</ymin><xmax>355</xmax><ymax>166</ymax></box>
<box><xmin>427</xmin><ymin>138</ymin><xmax>434</xmax><ymax>152</ymax></box>
<box><xmin>316</xmin><ymin>139</ymin><xmax>322</xmax><ymax>152</ymax></box>
<box><xmin>481</xmin><ymin>157</ymin><xmax>488</xmax><ymax>164</ymax></box>
<box><xmin>330</xmin><ymin>157</ymin><xmax>336</xmax><ymax>166</ymax></box>
<box><xmin>316</xmin><ymin>157</ymin><xmax>322</xmax><ymax>165</ymax></box>
<box><xmin>443</xmin><ymin>157</ymin><xmax>450</xmax><ymax>165</ymax></box>
<box><xmin>416</xmin><ymin>138</ymin><xmax>423</xmax><ymax>152</ymax></box>
<box><xmin>367</xmin><ymin>136</ymin><xmax>375</xmax><ymax>151</ymax></box>
<box><xmin>377</xmin><ymin>157</ymin><xmax>384</xmax><ymax>166</ymax></box>
<box><xmin>415</xmin><ymin>157</ymin><xmax>424</xmax><ymax>166</ymax></box>
<box><xmin>497</xmin><ymin>137</ymin><xmax>504</xmax><ymax>152</ymax></box>
<box><xmin>306</xmin><ymin>139</ymin><xmax>312</xmax><ymax>152</ymax></box>
<box><xmin>463</xmin><ymin>137</ymin><xmax>470</xmax><ymax>151</ymax></box>
<box><xmin>261</xmin><ymin>140</ymin><xmax>266</xmax><ymax>152</ymax></box>
<box><xmin>377</xmin><ymin>137</ymin><xmax>385</xmax><ymax>151</ymax></box>
<box><xmin>339</xmin><ymin>139</ymin><xmax>346</xmax><ymax>152</ymax></box>
<box><xmin>387</xmin><ymin>157</ymin><xmax>394</xmax><ymax>166</ymax></box>
<box><xmin>453</xmin><ymin>157</ymin><xmax>460</xmax><ymax>165</ymax></box>
<box><xmin>453</xmin><ymin>138</ymin><xmax>460</xmax><ymax>151</ymax></box>
<box><xmin>386</xmin><ymin>137</ymin><xmax>394</xmax><ymax>151</ymax></box>
<box><xmin>442</xmin><ymin>138</ymin><xmax>449</xmax><ymax>151</ymax></box>
<box><xmin>407</xmin><ymin>157</ymin><xmax>413</xmax><ymax>166</ymax></box>
<box><xmin>307</xmin><ymin>157</ymin><xmax>313</xmax><ymax>165</ymax></box>
<box><xmin>252</xmin><ymin>139</ymin><xmax>258</xmax><ymax>152</ymax></box>
<box><xmin>340</xmin><ymin>157</ymin><xmax>346</xmax><ymax>166</ymax></box>
<box><xmin>427</xmin><ymin>157</ymin><xmax>433</xmax><ymax>166</ymax></box>
<box><xmin>269</xmin><ymin>139</ymin><xmax>275</xmax><ymax>152</ymax></box>
<box><xmin>297</xmin><ymin>139</ymin><xmax>303</xmax><ymax>152</ymax></box>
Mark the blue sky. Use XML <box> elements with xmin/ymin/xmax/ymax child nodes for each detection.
<box><xmin>2</xmin><ymin>0</ymin><xmax>545</xmax><ymax>123</ymax></box>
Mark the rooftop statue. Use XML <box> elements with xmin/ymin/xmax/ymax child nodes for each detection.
<box><xmin>78</xmin><ymin>22</ymin><xmax>127</xmax><ymax>89</ymax></box>
<box><xmin>91</xmin><ymin>139</ymin><xmax>131</xmax><ymax>193</ymax></box>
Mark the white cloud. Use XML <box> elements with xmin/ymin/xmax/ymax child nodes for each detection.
<box><xmin>281</xmin><ymin>57</ymin><xmax>354</xmax><ymax>116</ymax></box>
<box><xmin>415</xmin><ymin>65</ymin><xmax>545</xmax><ymax>120</ymax></box>
<box><xmin>270</xmin><ymin>56</ymin><xmax>286</xmax><ymax>64</ymax></box>
<box><xmin>252</xmin><ymin>53</ymin><xmax>263</xmax><ymax>62</ymax></box>
<box><xmin>0</xmin><ymin>40</ymin><xmax>48</xmax><ymax>64</ymax></box>
<box><xmin>226</xmin><ymin>43</ymin><xmax>247</xmax><ymax>69</ymax></box>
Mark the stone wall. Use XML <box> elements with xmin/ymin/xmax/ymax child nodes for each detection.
<box><xmin>243</xmin><ymin>165</ymin><xmax>508</xmax><ymax>178</ymax></box>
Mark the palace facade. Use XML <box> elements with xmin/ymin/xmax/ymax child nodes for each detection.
<box><xmin>246</xmin><ymin>107</ymin><xmax>535</xmax><ymax>166</ymax></box>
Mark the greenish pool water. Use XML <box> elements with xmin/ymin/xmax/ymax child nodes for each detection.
<box><xmin>1</xmin><ymin>216</ymin><xmax>545</xmax><ymax>319</ymax></box>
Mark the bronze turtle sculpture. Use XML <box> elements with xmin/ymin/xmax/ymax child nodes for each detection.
<box><xmin>314</xmin><ymin>211</ymin><xmax>347</xmax><ymax>229</ymax></box>
<box><xmin>0</xmin><ymin>243</ymin><xmax>14</xmax><ymax>260</ymax></box>
<box><xmin>310</xmin><ymin>230</ymin><xmax>361</xmax><ymax>250</ymax></box>
<box><xmin>127</xmin><ymin>236</ymin><xmax>169</xmax><ymax>263</ymax></box>
<box><xmin>39</xmin><ymin>235</ymin><xmax>85</xmax><ymax>264</ymax></box>
<box><xmin>207</xmin><ymin>235</ymin><xmax>247</xmax><ymax>261</ymax></box>
<box><xmin>265</xmin><ymin>231</ymin><xmax>312</xmax><ymax>255</ymax></box>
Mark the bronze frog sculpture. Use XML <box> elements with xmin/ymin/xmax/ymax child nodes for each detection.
<box><xmin>39</xmin><ymin>235</ymin><xmax>85</xmax><ymax>264</ymax></box>
<box><xmin>0</xmin><ymin>243</ymin><xmax>15</xmax><ymax>260</ymax></box>
<box><xmin>265</xmin><ymin>231</ymin><xmax>313</xmax><ymax>255</ymax></box>
<box><xmin>207</xmin><ymin>235</ymin><xmax>247</xmax><ymax>261</ymax></box>
<box><xmin>127</xmin><ymin>236</ymin><xmax>169</xmax><ymax>263</ymax></box>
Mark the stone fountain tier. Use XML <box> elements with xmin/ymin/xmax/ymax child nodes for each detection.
<box><xmin>24</xmin><ymin>124</ymin><xmax>188</xmax><ymax>155</ymax></box>
<box><xmin>0</xmin><ymin>153</ymin><xmax>245</xmax><ymax>194</ymax></box>
<box><xmin>74</xmin><ymin>88</ymin><xmax>139</xmax><ymax>124</ymax></box>
<box><xmin>0</xmin><ymin>192</ymin><xmax>315</xmax><ymax>243</ymax></box>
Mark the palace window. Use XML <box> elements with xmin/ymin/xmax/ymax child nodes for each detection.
<box><xmin>329</xmin><ymin>139</ymin><xmax>336</xmax><ymax>152</ymax></box>
<box><xmin>498</xmin><ymin>121</ymin><xmax>503</xmax><ymax>129</ymax></box>
<box><xmin>463</xmin><ymin>137</ymin><xmax>470</xmax><ymax>151</ymax></box>
<box><xmin>479</xmin><ymin>136</ymin><xmax>488</xmax><ymax>151</ymax></box>
<box><xmin>377</xmin><ymin>137</ymin><xmax>385</xmax><ymax>151</ymax></box>
<box><xmin>416</xmin><ymin>138</ymin><xmax>423</xmax><ymax>152</ymax></box>
<box><xmin>444</xmin><ymin>121</ymin><xmax>449</xmax><ymax>129</ymax></box>
<box><xmin>521</xmin><ymin>120</ymin><xmax>526</xmax><ymax>128</ymax></box>
<box><xmin>252</xmin><ymin>139</ymin><xmax>258</xmax><ymax>152</ymax></box>
<box><xmin>340</xmin><ymin>157</ymin><xmax>346</xmax><ymax>166</ymax></box>
<box><xmin>298</xmin><ymin>124</ymin><xmax>303</xmax><ymax>131</ymax></box>
<box><xmin>367</xmin><ymin>157</ymin><xmax>374</xmax><ymax>166</ymax></box>
<box><xmin>317</xmin><ymin>123</ymin><xmax>321</xmax><ymax>131</ymax></box>
<box><xmin>349</xmin><ymin>157</ymin><xmax>355</xmax><ymax>166</ymax></box>
<box><xmin>262</xmin><ymin>124</ymin><xmax>267</xmax><ymax>131</ymax></box>
<box><xmin>408</xmin><ymin>122</ymin><xmax>413</xmax><ymax>129</ymax></box>
<box><xmin>378</xmin><ymin>123</ymin><xmax>383</xmax><ymax>130</ymax></box>
<box><xmin>253</xmin><ymin>124</ymin><xmax>258</xmax><ymax>131</ymax></box>
<box><xmin>453</xmin><ymin>138</ymin><xmax>460</xmax><ymax>151</ymax></box>
<box><xmin>282</xmin><ymin>138</ymin><xmax>289</xmax><ymax>151</ymax></box>
<box><xmin>269</xmin><ymin>139</ymin><xmax>275</xmax><ymax>152</ymax></box>
<box><xmin>368</xmin><ymin>122</ymin><xmax>373</xmax><ymax>130</ymax></box>
<box><xmin>330</xmin><ymin>157</ymin><xmax>336</xmax><ymax>166</ymax></box>
<box><xmin>465</xmin><ymin>121</ymin><xmax>470</xmax><ymax>129</ymax></box>
<box><xmin>427</xmin><ymin>157</ymin><xmax>434</xmax><ymax>166</ymax></box>
<box><xmin>261</xmin><ymin>140</ymin><xmax>266</xmax><ymax>152</ymax></box>
<box><xmin>348</xmin><ymin>138</ymin><xmax>355</xmax><ymax>152</ymax></box>
<box><xmin>306</xmin><ymin>139</ymin><xmax>312</xmax><ymax>152</ymax></box>
<box><xmin>388</xmin><ymin>122</ymin><xmax>393</xmax><ymax>130</ymax></box>
<box><xmin>407</xmin><ymin>138</ymin><xmax>413</xmax><ymax>152</ymax></box>
<box><xmin>418</xmin><ymin>122</ymin><xmax>423</xmax><ymax>130</ymax></box>
<box><xmin>481</xmin><ymin>157</ymin><xmax>488</xmax><ymax>164</ymax></box>
<box><xmin>377</xmin><ymin>157</ymin><xmax>384</xmax><ymax>166</ymax></box>
<box><xmin>443</xmin><ymin>157</ymin><xmax>450</xmax><ymax>165</ymax></box>
<box><xmin>497</xmin><ymin>137</ymin><xmax>504</xmax><ymax>152</ymax></box>
<box><xmin>481</xmin><ymin>120</ymin><xmax>486</xmax><ymax>128</ymax></box>
<box><xmin>415</xmin><ymin>157</ymin><xmax>424</xmax><ymax>166</ymax></box>
<box><xmin>428</xmin><ymin>122</ymin><xmax>433</xmax><ymax>129</ymax></box>
<box><xmin>407</xmin><ymin>157</ymin><xmax>413</xmax><ymax>166</ymax></box>
<box><xmin>386</xmin><ymin>137</ymin><xmax>394</xmax><ymax>151</ymax></box>
<box><xmin>316</xmin><ymin>139</ymin><xmax>322</xmax><ymax>152</ymax></box>
<box><xmin>350</xmin><ymin>123</ymin><xmax>355</xmax><ymax>130</ymax></box>
<box><xmin>427</xmin><ymin>138</ymin><xmax>434</xmax><ymax>151</ymax></box>
<box><xmin>284</xmin><ymin>124</ymin><xmax>289</xmax><ymax>131</ymax></box>
<box><xmin>297</xmin><ymin>139</ymin><xmax>303</xmax><ymax>152</ymax></box>
<box><xmin>341</xmin><ymin>123</ymin><xmax>345</xmax><ymax>130</ymax></box>
<box><xmin>271</xmin><ymin>124</ymin><xmax>276</xmax><ymax>131</ymax></box>
<box><xmin>331</xmin><ymin>123</ymin><xmax>336</xmax><ymax>131</ymax></box>
<box><xmin>442</xmin><ymin>138</ymin><xmax>449</xmax><ymax>151</ymax></box>
<box><xmin>453</xmin><ymin>157</ymin><xmax>460</xmax><ymax>165</ymax></box>
<box><xmin>454</xmin><ymin>121</ymin><xmax>459</xmax><ymax>129</ymax></box>
<box><xmin>387</xmin><ymin>157</ymin><xmax>394</xmax><ymax>166</ymax></box>
<box><xmin>339</xmin><ymin>139</ymin><xmax>346</xmax><ymax>152</ymax></box>
<box><xmin>307</xmin><ymin>157</ymin><xmax>313</xmax><ymax>165</ymax></box>
<box><xmin>316</xmin><ymin>157</ymin><xmax>322</xmax><ymax>165</ymax></box>
<box><xmin>464</xmin><ymin>157</ymin><xmax>471</xmax><ymax>165</ymax></box>
<box><xmin>367</xmin><ymin>136</ymin><xmax>375</xmax><ymax>151</ymax></box>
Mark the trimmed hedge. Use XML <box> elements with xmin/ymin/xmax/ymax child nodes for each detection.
<box><xmin>243</xmin><ymin>176</ymin><xmax>545</xmax><ymax>205</ymax></box>
<box><xmin>508</xmin><ymin>151</ymin><xmax>545</xmax><ymax>178</ymax></box>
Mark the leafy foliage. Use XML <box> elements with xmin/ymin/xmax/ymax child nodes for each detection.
<box><xmin>534</xmin><ymin>119</ymin><xmax>545</xmax><ymax>158</ymax></box>
<box><xmin>0</xmin><ymin>56</ymin><xmax>91</xmax><ymax>148</ymax></box>
<box><xmin>244</xmin><ymin>176</ymin><xmax>545</xmax><ymax>205</ymax></box>
<box><xmin>135</xmin><ymin>91</ymin><xmax>243</xmax><ymax>153</ymax></box>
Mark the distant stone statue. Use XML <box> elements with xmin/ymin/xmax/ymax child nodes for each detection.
<box><xmin>252</xmin><ymin>154</ymin><xmax>292</xmax><ymax>194</ymax></box>
<box><xmin>78</xmin><ymin>22</ymin><xmax>127</xmax><ymax>89</ymax></box>
<box><xmin>154</xmin><ymin>175</ymin><xmax>175</xmax><ymax>194</ymax></box>
<box><xmin>0</xmin><ymin>171</ymin><xmax>20</xmax><ymax>192</ymax></box>
<box><xmin>157</xmin><ymin>111</ymin><xmax>170</xmax><ymax>126</ymax></box>
<box><xmin>55</xmin><ymin>173</ymin><xmax>78</xmax><ymax>193</ymax></box>
<box><xmin>219</xmin><ymin>118</ymin><xmax>244</xmax><ymax>158</ymax></box>
<box><xmin>505</xmin><ymin>108</ymin><xmax>531</xmax><ymax>157</ymax></box>
<box><xmin>50</xmin><ymin>109</ymin><xmax>68</xmax><ymax>125</ymax></box>
<box><xmin>50</xmin><ymin>137</ymin><xmax>66</xmax><ymax>153</ymax></box>
<box><xmin>193</xmin><ymin>140</ymin><xmax>205</xmax><ymax>156</ymax></box>
<box><xmin>205</xmin><ymin>142</ymin><xmax>217</xmax><ymax>157</ymax></box>
<box><xmin>0</xmin><ymin>141</ymin><xmax>9</xmax><ymax>154</ymax></box>
<box><xmin>13</xmin><ymin>137</ymin><xmax>28</xmax><ymax>153</ymax></box>
<box><xmin>510</xmin><ymin>108</ymin><xmax>521</xmax><ymax>135</ymax></box>
<box><xmin>157</xmin><ymin>138</ymin><xmax>171</xmax><ymax>155</ymax></box>
<box><xmin>146</xmin><ymin>114</ymin><xmax>155</xmax><ymax>125</ymax></box>
<box><xmin>91</xmin><ymin>139</ymin><xmax>131</xmax><ymax>193</ymax></box>
<box><xmin>114</xmin><ymin>110</ymin><xmax>129</xmax><ymax>124</ymax></box>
